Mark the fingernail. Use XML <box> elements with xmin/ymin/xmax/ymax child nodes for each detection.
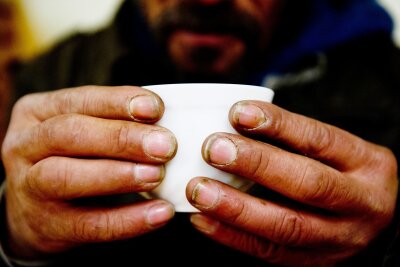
<box><xmin>190</xmin><ymin>214</ymin><xmax>219</xmax><ymax>235</ymax></box>
<box><xmin>191</xmin><ymin>179</ymin><xmax>220</xmax><ymax>209</ymax></box>
<box><xmin>232</xmin><ymin>102</ymin><xmax>266</xmax><ymax>129</ymax></box>
<box><xmin>203</xmin><ymin>135</ymin><xmax>237</xmax><ymax>165</ymax></box>
<box><xmin>129</xmin><ymin>94</ymin><xmax>160</xmax><ymax>121</ymax></box>
<box><xmin>133</xmin><ymin>164</ymin><xmax>165</xmax><ymax>184</ymax></box>
<box><xmin>147</xmin><ymin>203</ymin><xmax>175</xmax><ymax>227</ymax></box>
<box><xmin>143</xmin><ymin>130</ymin><xmax>177</xmax><ymax>160</ymax></box>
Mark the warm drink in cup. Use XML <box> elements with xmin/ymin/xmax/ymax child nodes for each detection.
<box><xmin>142</xmin><ymin>83</ymin><xmax>274</xmax><ymax>212</ymax></box>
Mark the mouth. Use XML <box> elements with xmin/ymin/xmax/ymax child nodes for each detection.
<box><xmin>149</xmin><ymin>3</ymin><xmax>261</xmax><ymax>50</ymax></box>
<box><xmin>170</xmin><ymin>30</ymin><xmax>241</xmax><ymax>48</ymax></box>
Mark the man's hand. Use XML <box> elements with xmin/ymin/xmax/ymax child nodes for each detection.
<box><xmin>1</xmin><ymin>86</ymin><xmax>177</xmax><ymax>259</ymax></box>
<box><xmin>186</xmin><ymin>101</ymin><xmax>398</xmax><ymax>266</ymax></box>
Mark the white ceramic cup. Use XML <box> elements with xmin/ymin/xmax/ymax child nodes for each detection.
<box><xmin>142</xmin><ymin>83</ymin><xmax>274</xmax><ymax>212</ymax></box>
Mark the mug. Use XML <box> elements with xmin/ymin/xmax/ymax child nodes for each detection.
<box><xmin>142</xmin><ymin>83</ymin><xmax>274</xmax><ymax>212</ymax></box>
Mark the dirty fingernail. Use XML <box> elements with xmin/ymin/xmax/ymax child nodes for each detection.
<box><xmin>190</xmin><ymin>214</ymin><xmax>219</xmax><ymax>235</ymax></box>
<box><xmin>133</xmin><ymin>164</ymin><xmax>165</xmax><ymax>184</ymax></box>
<box><xmin>147</xmin><ymin>202</ymin><xmax>175</xmax><ymax>227</ymax></box>
<box><xmin>143</xmin><ymin>130</ymin><xmax>177</xmax><ymax>160</ymax></box>
<box><xmin>203</xmin><ymin>135</ymin><xmax>237</xmax><ymax>165</ymax></box>
<box><xmin>191</xmin><ymin>179</ymin><xmax>220</xmax><ymax>209</ymax></box>
<box><xmin>129</xmin><ymin>94</ymin><xmax>161</xmax><ymax>121</ymax></box>
<box><xmin>231</xmin><ymin>102</ymin><xmax>266</xmax><ymax>129</ymax></box>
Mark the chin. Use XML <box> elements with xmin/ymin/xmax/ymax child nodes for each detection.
<box><xmin>168</xmin><ymin>31</ymin><xmax>247</xmax><ymax>76</ymax></box>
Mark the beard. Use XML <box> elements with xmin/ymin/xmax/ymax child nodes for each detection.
<box><xmin>144</xmin><ymin>2</ymin><xmax>265</xmax><ymax>81</ymax></box>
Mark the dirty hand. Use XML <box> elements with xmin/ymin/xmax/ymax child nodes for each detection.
<box><xmin>187</xmin><ymin>101</ymin><xmax>398</xmax><ymax>266</ymax></box>
<box><xmin>2</xmin><ymin>86</ymin><xmax>177</xmax><ymax>259</ymax></box>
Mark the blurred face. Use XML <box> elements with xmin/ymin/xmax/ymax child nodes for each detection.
<box><xmin>140</xmin><ymin>0</ymin><xmax>285</xmax><ymax>77</ymax></box>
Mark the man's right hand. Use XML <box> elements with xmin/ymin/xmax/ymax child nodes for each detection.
<box><xmin>1</xmin><ymin>86</ymin><xmax>177</xmax><ymax>259</ymax></box>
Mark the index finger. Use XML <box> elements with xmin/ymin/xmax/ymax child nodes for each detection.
<box><xmin>13</xmin><ymin>85</ymin><xmax>164</xmax><ymax>125</ymax></box>
<box><xmin>229</xmin><ymin>101</ymin><xmax>381</xmax><ymax>171</ymax></box>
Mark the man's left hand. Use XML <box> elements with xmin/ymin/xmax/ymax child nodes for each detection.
<box><xmin>186</xmin><ymin>101</ymin><xmax>398</xmax><ymax>266</ymax></box>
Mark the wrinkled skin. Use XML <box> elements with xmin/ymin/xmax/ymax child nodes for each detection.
<box><xmin>2</xmin><ymin>86</ymin><xmax>177</xmax><ymax>258</ymax></box>
<box><xmin>2</xmin><ymin>86</ymin><xmax>398</xmax><ymax>266</ymax></box>
<box><xmin>186</xmin><ymin>101</ymin><xmax>398</xmax><ymax>266</ymax></box>
<box><xmin>2</xmin><ymin>0</ymin><xmax>399</xmax><ymax>265</ymax></box>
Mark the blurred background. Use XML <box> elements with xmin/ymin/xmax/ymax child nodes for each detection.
<box><xmin>0</xmin><ymin>0</ymin><xmax>123</xmax><ymax>63</ymax></box>
<box><xmin>0</xmin><ymin>0</ymin><xmax>399</xmax><ymax>142</ymax></box>
<box><xmin>0</xmin><ymin>0</ymin><xmax>399</xmax><ymax>62</ymax></box>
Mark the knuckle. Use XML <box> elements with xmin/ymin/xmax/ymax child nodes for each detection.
<box><xmin>62</xmin><ymin>115</ymin><xmax>88</xmax><ymax>144</ymax></box>
<box><xmin>1</xmin><ymin>134</ymin><xmax>17</xmax><ymax>161</ymax></box>
<box><xmin>383</xmin><ymin>147</ymin><xmax>397</xmax><ymax>168</ymax></box>
<box><xmin>246</xmin><ymin>148</ymin><xmax>270</xmax><ymax>180</ymax></box>
<box><xmin>72</xmin><ymin>212</ymin><xmax>134</xmax><ymax>242</ymax></box>
<box><xmin>12</xmin><ymin>94</ymin><xmax>33</xmax><ymax>115</ymax></box>
<box><xmin>297</xmin><ymin>164</ymin><xmax>339</xmax><ymax>205</ymax></box>
<box><xmin>272</xmin><ymin>212</ymin><xmax>306</xmax><ymax>246</ymax></box>
<box><xmin>54</xmin><ymin>90</ymin><xmax>74</xmax><ymax>114</ymax></box>
<box><xmin>224</xmin><ymin>197</ymin><xmax>248</xmax><ymax>224</ymax></box>
<box><xmin>27</xmin><ymin>158</ymin><xmax>71</xmax><ymax>199</ymax></box>
<box><xmin>112</xmin><ymin>123</ymin><xmax>132</xmax><ymax>153</ymax></box>
<box><xmin>374</xmin><ymin>146</ymin><xmax>398</xmax><ymax>178</ymax></box>
<box><xmin>303</xmin><ymin>122</ymin><xmax>334</xmax><ymax>156</ymax></box>
<box><xmin>53</xmin><ymin>86</ymin><xmax>97</xmax><ymax>115</ymax></box>
<box><xmin>1</xmin><ymin>126</ymin><xmax>27</xmax><ymax>162</ymax></box>
<box><xmin>359</xmin><ymin>147</ymin><xmax>398</xmax><ymax>223</ymax></box>
<box><xmin>72</xmin><ymin>214</ymin><xmax>100</xmax><ymax>241</ymax></box>
<box><xmin>73</xmin><ymin>213</ymin><xmax>113</xmax><ymax>242</ymax></box>
<box><xmin>40</xmin><ymin>114</ymin><xmax>87</xmax><ymax>152</ymax></box>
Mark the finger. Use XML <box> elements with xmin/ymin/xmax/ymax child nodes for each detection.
<box><xmin>38</xmin><ymin>200</ymin><xmax>174</xmax><ymax>247</ymax></box>
<box><xmin>186</xmin><ymin>178</ymin><xmax>362</xmax><ymax>248</ymax></box>
<box><xmin>26</xmin><ymin>157</ymin><xmax>165</xmax><ymax>200</ymax></box>
<box><xmin>189</xmin><ymin>214</ymin><xmax>348</xmax><ymax>267</ymax></box>
<box><xmin>201</xmin><ymin>133</ymin><xmax>370</xmax><ymax>212</ymax></box>
<box><xmin>229</xmin><ymin>101</ymin><xmax>379</xmax><ymax>171</ymax></box>
<box><xmin>16</xmin><ymin>114</ymin><xmax>177</xmax><ymax>163</ymax></box>
<box><xmin>13</xmin><ymin>85</ymin><xmax>164</xmax><ymax>125</ymax></box>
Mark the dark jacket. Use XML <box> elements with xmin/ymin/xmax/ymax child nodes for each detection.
<box><xmin>4</xmin><ymin>0</ymin><xmax>400</xmax><ymax>266</ymax></box>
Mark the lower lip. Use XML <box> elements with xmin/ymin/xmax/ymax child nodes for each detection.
<box><xmin>172</xmin><ymin>30</ymin><xmax>238</xmax><ymax>47</ymax></box>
